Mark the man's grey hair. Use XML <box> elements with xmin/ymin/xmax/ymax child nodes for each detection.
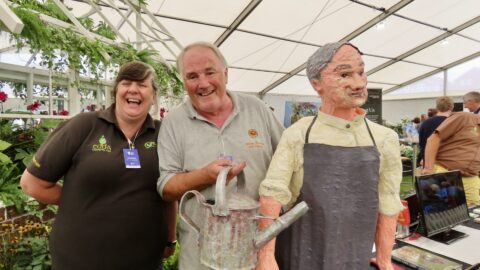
<box><xmin>176</xmin><ymin>41</ymin><xmax>228</xmax><ymax>77</ymax></box>
<box><xmin>306</xmin><ymin>42</ymin><xmax>361</xmax><ymax>81</ymax></box>
<box><xmin>463</xmin><ymin>91</ymin><xmax>480</xmax><ymax>103</ymax></box>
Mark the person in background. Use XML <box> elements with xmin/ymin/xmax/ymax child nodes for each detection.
<box><xmin>405</xmin><ymin>117</ymin><xmax>420</xmax><ymax>143</ymax></box>
<box><xmin>422</xmin><ymin>111</ymin><xmax>480</xmax><ymax>206</ymax></box>
<box><xmin>20</xmin><ymin>61</ymin><xmax>177</xmax><ymax>270</ymax></box>
<box><xmin>417</xmin><ymin>96</ymin><xmax>453</xmax><ymax>166</ymax></box>
<box><xmin>420</xmin><ymin>114</ymin><xmax>428</xmax><ymax>122</ymax></box>
<box><xmin>256</xmin><ymin>42</ymin><xmax>403</xmax><ymax>270</ymax></box>
<box><xmin>463</xmin><ymin>91</ymin><xmax>480</xmax><ymax>114</ymax></box>
<box><xmin>428</xmin><ymin>108</ymin><xmax>438</xmax><ymax>118</ymax></box>
<box><xmin>157</xmin><ymin>41</ymin><xmax>284</xmax><ymax>270</ymax></box>
<box><xmin>413</xmin><ymin>117</ymin><xmax>421</xmax><ymax>129</ymax></box>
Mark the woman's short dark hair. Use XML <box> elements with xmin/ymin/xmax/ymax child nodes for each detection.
<box><xmin>113</xmin><ymin>61</ymin><xmax>158</xmax><ymax>98</ymax></box>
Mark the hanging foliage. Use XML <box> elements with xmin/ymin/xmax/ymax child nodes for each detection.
<box><xmin>8</xmin><ymin>0</ymin><xmax>183</xmax><ymax>97</ymax></box>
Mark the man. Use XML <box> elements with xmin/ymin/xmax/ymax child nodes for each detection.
<box><xmin>257</xmin><ymin>42</ymin><xmax>403</xmax><ymax>270</ymax></box>
<box><xmin>157</xmin><ymin>41</ymin><xmax>284</xmax><ymax>270</ymax></box>
<box><xmin>422</xmin><ymin>111</ymin><xmax>480</xmax><ymax>206</ymax></box>
<box><xmin>420</xmin><ymin>113</ymin><xmax>428</xmax><ymax>122</ymax></box>
<box><xmin>463</xmin><ymin>91</ymin><xmax>480</xmax><ymax>114</ymax></box>
<box><xmin>427</xmin><ymin>108</ymin><xmax>438</xmax><ymax>118</ymax></box>
<box><xmin>418</xmin><ymin>96</ymin><xmax>454</xmax><ymax>165</ymax></box>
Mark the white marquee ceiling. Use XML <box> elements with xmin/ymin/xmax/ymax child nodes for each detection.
<box><xmin>1</xmin><ymin>0</ymin><xmax>480</xmax><ymax>97</ymax></box>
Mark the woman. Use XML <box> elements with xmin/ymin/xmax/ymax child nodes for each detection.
<box><xmin>20</xmin><ymin>61</ymin><xmax>176</xmax><ymax>270</ymax></box>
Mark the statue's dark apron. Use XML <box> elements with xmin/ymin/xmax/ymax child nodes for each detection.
<box><xmin>276</xmin><ymin>115</ymin><xmax>380</xmax><ymax>269</ymax></box>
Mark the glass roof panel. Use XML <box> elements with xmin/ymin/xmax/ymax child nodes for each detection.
<box><xmin>153</xmin><ymin>0</ymin><xmax>250</xmax><ymax>26</ymax></box>
<box><xmin>268</xmin><ymin>75</ymin><xmax>315</xmax><ymax>96</ymax></box>
<box><xmin>228</xmin><ymin>68</ymin><xmax>283</xmax><ymax>93</ymax></box>
<box><xmin>158</xmin><ymin>17</ymin><xmax>224</xmax><ymax>48</ymax></box>
<box><xmin>385</xmin><ymin>71</ymin><xmax>444</xmax><ymax>96</ymax></box>
<box><xmin>404</xmin><ymin>36</ymin><xmax>480</xmax><ymax>67</ymax></box>
<box><xmin>397</xmin><ymin>0</ymin><xmax>480</xmax><ymax>29</ymax></box>
<box><xmin>239</xmin><ymin>0</ymin><xmax>397</xmax><ymax>44</ymax></box>
<box><xmin>219</xmin><ymin>31</ymin><xmax>318</xmax><ymax>73</ymax></box>
<box><xmin>447</xmin><ymin>56</ymin><xmax>480</xmax><ymax>92</ymax></box>
<box><xmin>351</xmin><ymin>16</ymin><xmax>439</xmax><ymax>58</ymax></box>
<box><xmin>459</xmin><ymin>22</ymin><xmax>480</xmax><ymax>40</ymax></box>
<box><xmin>368</xmin><ymin>62</ymin><xmax>436</xmax><ymax>85</ymax></box>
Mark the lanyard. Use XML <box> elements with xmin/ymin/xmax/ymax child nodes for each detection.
<box><xmin>123</xmin><ymin>128</ymin><xmax>140</xmax><ymax>150</ymax></box>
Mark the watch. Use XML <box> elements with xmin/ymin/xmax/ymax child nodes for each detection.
<box><xmin>166</xmin><ymin>240</ymin><xmax>177</xmax><ymax>248</ymax></box>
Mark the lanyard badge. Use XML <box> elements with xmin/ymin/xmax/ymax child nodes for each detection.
<box><xmin>123</xmin><ymin>135</ymin><xmax>141</xmax><ymax>169</ymax></box>
<box><xmin>123</xmin><ymin>148</ymin><xmax>141</xmax><ymax>169</ymax></box>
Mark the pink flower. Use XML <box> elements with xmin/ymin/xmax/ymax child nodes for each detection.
<box><xmin>27</xmin><ymin>101</ymin><xmax>42</xmax><ymax>111</ymax></box>
<box><xmin>159</xmin><ymin>107</ymin><xmax>168</xmax><ymax>119</ymax></box>
<box><xmin>0</xmin><ymin>91</ymin><xmax>7</xmax><ymax>103</ymax></box>
<box><xmin>59</xmin><ymin>110</ymin><xmax>69</xmax><ymax>116</ymax></box>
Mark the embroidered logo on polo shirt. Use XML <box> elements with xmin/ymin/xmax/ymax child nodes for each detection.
<box><xmin>245</xmin><ymin>128</ymin><xmax>265</xmax><ymax>149</ymax></box>
<box><xmin>92</xmin><ymin>135</ymin><xmax>112</xmax><ymax>152</ymax></box>
<box><xmin>144</xmin><ymin>141</ymin><xmax>156</xmax><ymax>149</ymax></box>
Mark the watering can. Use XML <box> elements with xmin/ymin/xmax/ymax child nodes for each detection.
<box><xmin>179</xmin><ymin>166</ymin><xmax>309</xmax><ymax>270</ymax></box>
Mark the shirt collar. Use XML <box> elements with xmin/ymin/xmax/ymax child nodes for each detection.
<box><xmin>98</xmin><ymin>104</ymin><xmax>156</xmax><ymax>130</ymax></box>
<box><xmin>316</xmin><ymin>107</ymin><xmax>366</xmax><ymax>129</ymax></box>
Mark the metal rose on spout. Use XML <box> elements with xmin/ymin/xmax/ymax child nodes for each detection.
<box><xmin>179</xmin><ymin>167</ymin><xmax>308</xmax><ymax>270</ymax></box>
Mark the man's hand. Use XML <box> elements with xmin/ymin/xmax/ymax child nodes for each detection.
<box><xmin>162</xmin><ymin>245</ymin><xmax>176</xmax><ymax>259</ymax></box>
<box><xmin>202</xmin><ymin>159</ymin><xmax>247</xmax><ymax>185</ymax></box>
<box><xmin>162</xmin><ymin>159</ymin><xmax>247</xmax><ymax>201</ymax></box>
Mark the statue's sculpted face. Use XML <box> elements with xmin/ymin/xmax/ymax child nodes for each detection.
<box><xmin>312</xmin><ymin>45</ymin><xmax>368</xmax><ymax>110</ymax></box>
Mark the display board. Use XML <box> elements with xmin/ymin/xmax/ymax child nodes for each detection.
<box><xmin>362</xmin><ymin>88</ymin><xmax>382</xmax><ymax>124</ymax></box>
<box><xmin>283</xmin><ymin>101</ymin><xmax>320</xmax><ymax>127</ymax></box>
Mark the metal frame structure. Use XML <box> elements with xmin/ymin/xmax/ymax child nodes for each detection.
<box><xmin>0</xmin><ymin>0</ymin><xmax>479</xmax><ymax>109</ymax></box>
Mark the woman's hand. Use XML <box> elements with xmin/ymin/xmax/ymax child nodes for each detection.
<box><xmin>162</xmin><ymin>241</ymin><xmax>176</xmax><ymax>259</ymax></box>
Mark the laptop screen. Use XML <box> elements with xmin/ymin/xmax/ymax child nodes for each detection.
<box><xmin>414</xmin><ymin>170</ymin><xmax>470</xmax><ymax>237</ymax></box>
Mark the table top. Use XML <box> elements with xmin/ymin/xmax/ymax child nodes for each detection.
<box><xmin>400</xmin><ymin>225</ymin><xmax>479</xmax><ymax>265</ymax></box>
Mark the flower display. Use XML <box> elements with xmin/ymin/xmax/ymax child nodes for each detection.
<box><xmin>0</xmin><ymin>91</ymin><xmax>8</xmax><ymax>103</ymax></box>
<box><xmin>58</xmin><ymin>110</ymin><xmax>69</xmax><ymax>116</ymax></box>
<box><xmin>26</xmin><ymin>101</ymin><xmax>42</xmax><ymax>111</ymax></box>
<box><xmin>399</xmin><ymin>144</ymin><xmax>414</xmax><ymax>160</ymax></box>
<box><xmin>160</xmin><ymin>107</ymin><xmax>168</xmax><ymax>119</ymax></box>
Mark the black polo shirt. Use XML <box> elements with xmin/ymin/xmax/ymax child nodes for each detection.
<box><xmin>28</xmin><ymin>105</ymin><xmax>167</xmax><ymax>270</ymax></box>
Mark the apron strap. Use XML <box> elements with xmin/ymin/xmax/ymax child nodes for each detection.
<box><xmin>305</xmin><ymin>115</ymin><xmax>318</xmax><ymax>144</ymax></box>
<box><xmin>364</xmin><ymin>118</ymin><xmax>377</xmax><ymax>147</ymax></box>
<box><xmin>305</xmin><ymin>114</ymin><xmax>377</xmax><ymax>147</ymax></box>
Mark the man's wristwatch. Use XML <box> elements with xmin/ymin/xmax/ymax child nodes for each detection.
<box><xmin>166</xmin><ymin>240</ymin><xmax>177</xmax><ymax>248</ymax></box>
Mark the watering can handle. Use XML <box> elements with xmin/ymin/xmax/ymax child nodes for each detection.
<box><xmin>213</xmin><ymin>167</ymin><xmax>247</xmax><ymax>216</ymax></box>
<box><xmin>213</xmin><ymin>166</ymin><xmax>231</xmax><ymax>216</ymax></box>
<box><xmin>179</xmin><ymin>190</ymin><xmax>204</xmax><ymax>236</ymax></box>
<box><xmin>236</xmin><ymin>170</ymin><xmax>246</xmax><ymax>194</ymax></box>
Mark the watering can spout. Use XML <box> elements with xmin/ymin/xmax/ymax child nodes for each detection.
<box><xmin>254</xmin><ymin>201</ymin><xmax>309</xmax><ymax>249</ymax></box>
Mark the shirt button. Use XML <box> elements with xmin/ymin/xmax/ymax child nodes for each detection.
<box><xmin>346</xmin><ymin>124</ymin><xmax>351</xmax><ymax>128</ymax></box>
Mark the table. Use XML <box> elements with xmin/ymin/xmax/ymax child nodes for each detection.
<box><xmin>400</xmin><ymin>225</ymin><xmax>479</xmax><ymax>265</ymax></box>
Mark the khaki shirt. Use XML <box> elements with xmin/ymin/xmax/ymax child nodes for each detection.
<box><xmin>259</xmin><ymin>110</ymin><xmax>404</xmax><ymax>215</ymax></box>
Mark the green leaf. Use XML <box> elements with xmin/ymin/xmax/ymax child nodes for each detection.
<box><xmin>0</xmin><ymin>140</ymin><xmax>11</xmax><ymax>151</ymax></box>
<box><xmin>0</xmin><ymin>152</ymin><xmax>12</xmax><ymax>163</ymax></box>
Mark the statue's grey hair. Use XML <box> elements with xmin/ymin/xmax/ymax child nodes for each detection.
<box><xmin>306</xmin><ymin>42</ymin><xmax>361</xmax><ymax>82</ymax></box>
